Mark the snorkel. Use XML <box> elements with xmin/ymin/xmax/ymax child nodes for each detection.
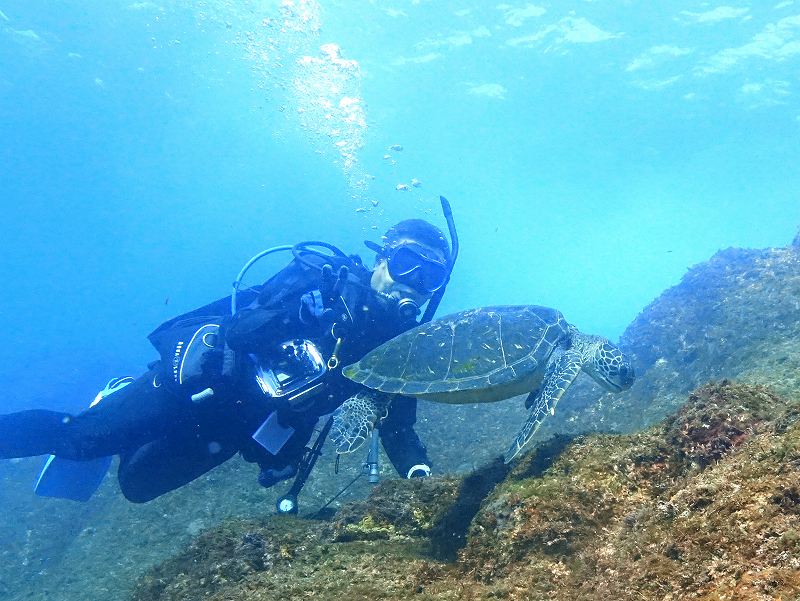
<box><xmin>420</xmin><ymin>196</ymin><xmax>458</xmax><ymax>324</ymax></box>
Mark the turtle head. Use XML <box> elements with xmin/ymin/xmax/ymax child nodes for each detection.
<box><xmin>580</xmin><ymin>335</ymin><xmax>635</xmax><ymax>393</ymax></box>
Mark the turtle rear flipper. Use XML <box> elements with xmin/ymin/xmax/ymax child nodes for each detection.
<box><xmin>330</xmin><ymin>392</ymin><xmax>390</xmax><ymax>454</ymax></box>
<box><xmin>504</xmin><ymin>348</ymin><xmax>583</xmax><ymax>463</ymax></box>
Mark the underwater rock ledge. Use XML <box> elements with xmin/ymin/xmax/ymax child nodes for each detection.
<box><xmin>131</xmin><ymin>380</ymin><xmax>800</xmax><ymax>601</ymax></box>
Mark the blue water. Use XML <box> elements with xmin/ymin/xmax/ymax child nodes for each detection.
<box><xmin>1</xmin><ymin>0</ymin><xmax>798</xmax><ymax>418</ymax></box>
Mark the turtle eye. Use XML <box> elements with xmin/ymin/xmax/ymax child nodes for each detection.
<box><xmin>601</xmin><ymin>343</ymin><xmax>617</xmax><ymax>357</ymax></box>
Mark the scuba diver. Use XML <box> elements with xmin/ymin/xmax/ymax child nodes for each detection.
<box><xmin>0</xmin><ymin>198</ymin><xmax>458</xmax><ymax>508</ymax></box>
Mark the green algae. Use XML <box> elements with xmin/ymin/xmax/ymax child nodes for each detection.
<box><xmin>449</xmin><ymin>357</ymin><xmax>480</xmax><ymax>377</ymax></box>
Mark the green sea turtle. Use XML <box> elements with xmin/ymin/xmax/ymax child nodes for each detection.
<box><xmin>336</xmin><ymin>305</ymin><xmax>634</xmax><ymax>463</ymax></box>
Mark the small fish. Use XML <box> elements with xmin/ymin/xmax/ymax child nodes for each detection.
<box><xmin>389</xmin><ymin>144</ymin><xmax>403</xmax><ymax>151</ymax></box>
<box><xmin>0</xmin><ymin>8</ymin><xmax>9</xmax><ymax>22</ymax></box>
<box><xmin>396</xmin><ymin>183</ymin><xmax>409</xmax><ymax>191</ymax></box>
<box><xmin>410</xmin><ymin>178</ymin><xmax>421</xmax><ymax>187</ymax></box>
<box><xmin>165</xmin><ymin>297</ymin><xmax>169</xmax><ymax>305</ymax></box>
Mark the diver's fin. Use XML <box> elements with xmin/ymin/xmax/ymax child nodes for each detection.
<box><xmin>33</xmin><ymin>377</ymin><xmax>134</xmax><ymax>502</ymax></box>
<box><xmin>34</xmin><ymin>455</ymin><xmax>113</xmax><ymax>502</ymax></box>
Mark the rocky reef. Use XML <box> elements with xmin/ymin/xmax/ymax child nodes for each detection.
<box><xmin>130</xmin><ymin>381</ymin><xmax>800</xmax><ymax>601</ymax></box>
<box><xmin>459</xmin><ymin>381</ymin><xmax>800</xmax><ymax>600</ymax></box>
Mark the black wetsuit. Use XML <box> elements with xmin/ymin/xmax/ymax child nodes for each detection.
<box><xmin>0</xmin><ymin>253</ymin><xmax>430</xmax><ymax>502</ymax></box>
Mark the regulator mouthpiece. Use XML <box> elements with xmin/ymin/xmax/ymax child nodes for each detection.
<box><xmin>396</xmin><ymin>297</ymin><xmax>420</xmax><ymax>321</ymax></box>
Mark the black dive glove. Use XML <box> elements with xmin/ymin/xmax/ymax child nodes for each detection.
<box><xmin>299</xmin><ymin>264</ymin><xmax>352</xmax><ymax>335</ymax></box>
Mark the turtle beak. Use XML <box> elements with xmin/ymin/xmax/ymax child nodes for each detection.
<box><xmin>599</xmin><ymin>363</ymin><xmax>634</xmax><ymax>393</ymax></box>
<box><xmin>608</xmin><ymin>364</ymin><xmax>635</xmax><ymax>392</ymax></box>
<box><xmin>618</xmin><ymin>364</ymin><xmax>635</xmax><ymax>389</ymax></box>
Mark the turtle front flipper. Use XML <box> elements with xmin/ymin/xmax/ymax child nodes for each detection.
<box><xmin>504</xmin><ymin>348</ymin><xmax>583</xmax><ymax>463</ymax></box>
<box><xmin>331</xmin><ymin>392</ymin><xmax>391</xmax><ymax>454</ymax></box>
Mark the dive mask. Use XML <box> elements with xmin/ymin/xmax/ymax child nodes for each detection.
<box><xmin>385</xmin><ymin>242</ymin><xmax>449</xmax><ymax>294</ymax></box>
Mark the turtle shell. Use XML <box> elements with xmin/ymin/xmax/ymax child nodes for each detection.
<box><xmin>343</xmin><ymin>305</ymin><xmax>571</xmax><ymax>403</ymax></box>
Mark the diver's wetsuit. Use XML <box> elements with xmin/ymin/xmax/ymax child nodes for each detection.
<box><xmin>0</xmin><ymin>253</ymin><xmax>430</xmax><ymax>502</ymax></box>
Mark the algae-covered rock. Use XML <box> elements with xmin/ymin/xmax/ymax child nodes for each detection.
<box><xmin>130</xmin><ymin>495</ymin><xmax>446</xmax><ymax>601</ymax></box>
<box><xmin>332</xmin><ymin>457</ymin><xmax>510</xmax><ymax>559</ymax></box>
<box><xmin>131</xmin><ymin>518</ymin><xmax>326</xmax><ymax>601</ymax></box>
<box><xmin>661</xmin><ymin>380</ymin><xmax>784</xmax><ymax>472</ymax></box>
<box><xmin>331</xmin><ymin>476</ymin><xmax>461</xmax><ymax>541</ymax></box>
<box><xmin>457</xmin><ymin>380</ymin><xmax>800</xmax><ymax>600</ymax></box>
<box><xmin>615</xmin><ymin>246</ymin><xmax>800</xmax><ymax>413</ymax></box>
<box><xmin>131</xmin><ymin>381</ymin><xmax>800</xmax><ymax>601</ymax></box>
